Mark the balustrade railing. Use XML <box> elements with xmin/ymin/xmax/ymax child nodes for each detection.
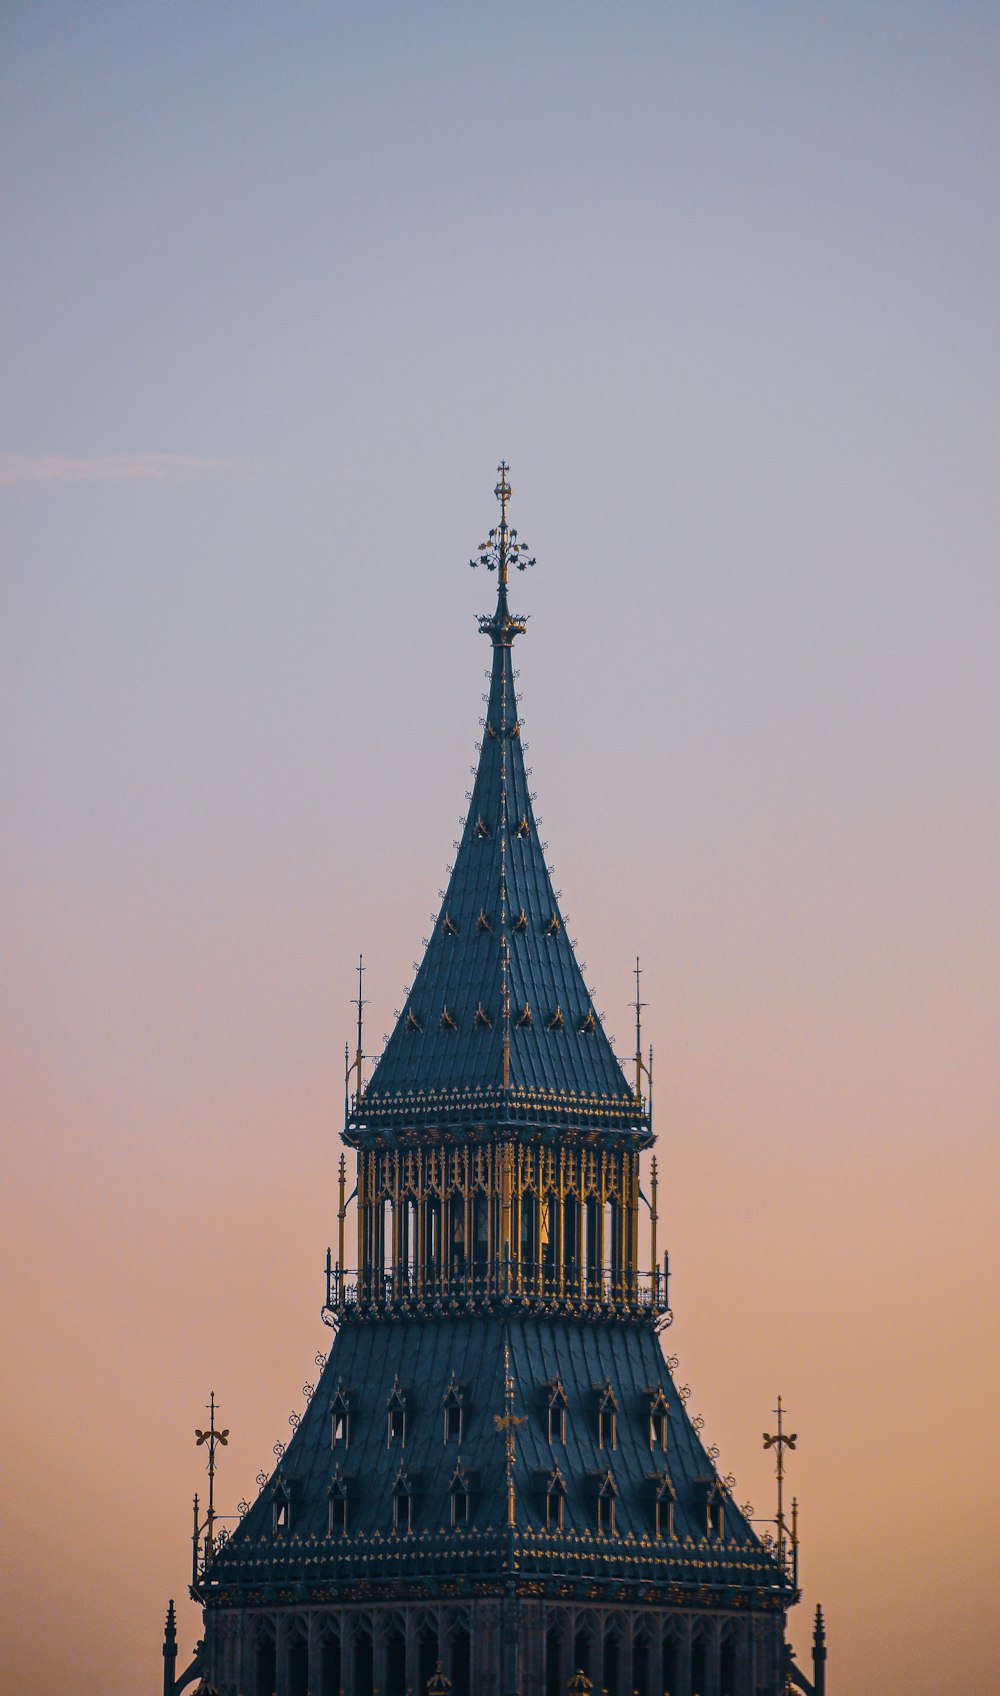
<box><xmin>323</xmin><ymin>1255</ymin><xmax>670</xmax><ymax>1321</ymax></box>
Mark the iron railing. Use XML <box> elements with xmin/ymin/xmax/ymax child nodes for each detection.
<box><xmin>323</xmin><ymin>1256</ymin><xmax>671</xmax><ymax>1324</ymax></box>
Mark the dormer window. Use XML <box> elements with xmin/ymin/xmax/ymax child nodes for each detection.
<box><xmin>392</xmin><ymin>1468</ymin><xmax>413</xmax><ymax>1534</ymax></box>
<box><xmin>577</xmin><ymin>1008</ymin><xmax>597</xmax><ymax>1034</ymax></box>
<box><xmin>442</xmin><ymin>1377</ymin><xmax>465</xmax><ymax>1444</ymax></box>
<box><xmin>272</xmin><ymin>1482</ymin><xmax>291</xmax><ymax>1535</ymax></box>
<box><xmin>544</xmin><ymin>914</ymin><xmax>561</xmax><ymax>937</ymax></box>
<box><xmin>387</xmin><ymin>1379</ymin><xmax>407</xmax><ymax>1448</ymax></box>
<box><xmin>542</xmin><ymin>1466</ymin><xmax>566</xmax><ymax>1529</ymax></box>
<box><xmin>441</xmin><ymin>912</ymin><xmax>458</xmax><ymax>935</ymax></box>
<box><xmin>440</xmin><ymin>1007</ymin><xmax>457</xmax><ymax>1031</ymax></box>
<box><xmin>648</xmin><ymin>1389</ymin><xmax>669</xmax><ymax>1452</ymax></box>
<box><xmin>596</xmin><ymin>1469</ymin><xmax>617</xmax><ymax>1535</ymax></box>
<box><xmin>698</xmin><ymin>1478</ymin><xmax>726</xmax><ymax>1540</ymax></box>
<box><xmin>512</xmin><ymin>908</ymin><xmax>528</xmax><ymax>931</ymax></box>
<box><xmin>328</xmin><ymin>1470</ymin><xmax>349</xmax><ymax>1536</ymax></box>
<box><xmin>596</xmin><ymin>1383</ymin><xmax>618</xmax><ymax>1451</ymax></box>
<box><xmin>515</xmin><ymin>815</ymin><xmax>530</xmax><ymax>838</ymax></box>
<box><xmin>515</xmin><ymin>1003</ymin><xmax>532</xmax><ymax>1028</ymax></box>
<box><xmin>474</xmin><ymin>1003</ymin><xmax>492</xmax><ymax>1029</ymax></box>
<box><xmin>330</xmin><ymin>1385</ymin><xmax>351</xmax><ymax>1449</ymax></box>
<box><xmin>474</xmin><ymin>816</ymin><xmax>491</xmax><ymax>839</ymax></box>
<box><xmin>449</xmin><ymin>1463</ymin><xmax>473</xmax><ymax>1527</ymax></box>
<box><xmin>651</xmin><ymin>1470</ymin><xmax>676</xmax><ymax>1540</ymax></box>
<box><xmin>546</xmin><ymin>1379</ymin><xmax>568</xmax><ymax>1445</ymax></box>
<box><xmin>476</xmin><ymin>909</ymin><xmax>493</xmax><ymax>932</ymax></box>
<box><xmin>405</xmin><ymin>1009</ymin><xmax>422</xmax><ymax>1032</ymax></box>
<box><xmin>546</xmin><ymin>1006</ymin><xmax>564</xmax><ymax>1032</ymax></box>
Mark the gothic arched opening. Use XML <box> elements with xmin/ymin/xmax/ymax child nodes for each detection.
<box><xmin>417</xmin><ymin>1622</ymin><xmax>439</xmax><ymax>1695</ymax></box>
<box><xmin>287</xmin><ymin>1631</ymin><xmax>308</xmax><ymax>1696</ymax></box>
<box><xmin>384</xmin><ymin>1626</ymin><xmax>406</xmax><ymax>1696</ymax></box>
<box><xmin>602</xmin><ymin>1624</ymin><xmax>622</xmax><ymax>1695</ymax></box>
<box><xmin>254</xmin><ymin>1636</ymin><xmax>276</xmax><ymax>1696</ymax></box>
<box><xmin>320</xmin><ymin>1633</ymin><xmax>341</xmax><ymax>1696</ymax></box>
<box><xmin>661</xmin><ymin>1631</ymin><xmax>679</xmax><ymax>1695</ymax></box>
<box><xmin>721</xmin><ymin>1632</ymin><xmax>738</xmax><ymax>1696</ymax></box>
<box><xmin>545</xmin><ymin>1625</ymin><xmax>563</xmax><ymax>1696</ymax></box>
<box><xmin>573</xmin><ymin>1624</ymin><xmax>592</xmax><ymax>1680</ymax></box>
<box><xmin>691</xmin><ymin>1634</ymin><xmax>708</xmax><ymax>1696</ymax></box>
<box><xmin>353</xmin><ymin>1631</ymin><xmax>374</xmax><ymax>1696</ymax></box>
<box><xmin>633</xmin><ymin>1631</ymin><xmax>652</xmax><ymax>1696</ymax></box>
<box><xmin>450</xmin><ymin>1622</ymin><xmax>471</xmax><ymax>1696</ymax></box>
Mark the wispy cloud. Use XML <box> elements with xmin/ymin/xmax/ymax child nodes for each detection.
<box><xmin>0</xmin><ymin>452</ymin><xmax>236</xmax><ymax>488</ymax></box>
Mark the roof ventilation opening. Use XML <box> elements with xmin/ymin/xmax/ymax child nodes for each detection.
<box><xmin>476</xmin><ymin>910</ymin><xmax>493</xmax><ymax>933</ymax></box>
<box><xmin>515</xmin><ymin>1004</ymin><xmax>532</xmax><ymax>1028</ymax></box>
<box><xmin>546</xmin><ymin>1007</ymin><xmax>564</xmax><ymax>1033</ymax></box>
<box><xmin>544</xmin><ymin>914</ymin><xmax>561</xmax><ymax>937</ymax></box>
<box><xmin>440</xmin><ymin>1008</ymin><xmax>458</xmax><ymax>1031</ymax></box>
<box><xmin>441</xmin><ymin>913</ymin><xmax>458</xmax><ymax>936</ymax></box>
<box><xmin>474</xmin><ymin>1004</ymin><xmax>493</xmax><ymax>1029</ymax></box>
<box><xmin>512</xmin><ymin>908</ymin><xmax>528</xmax><ymax>932</ymax></box>
<box><xmin>578</xmin><ymin>1009</ymin><xmax>597</xmax><ymax>1034</ymax></box>
<box><xmin>515</xmin><ymin>815</ymin><xmax>530</xmax><ymax>838</ymax></box>
<box><xmin>474</xmin><ymin>816</ymin><xmax>491</xmax><ymax>839</ymax></box>
<box><xmin>405</xmin><ymin>1010</ymin><xmax>423</xmax><ymax>1033</ymax></box>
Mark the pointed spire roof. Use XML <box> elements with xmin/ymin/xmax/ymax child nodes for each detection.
<box><xmin>351</xmin><ymin>466</ymin><xmax>647</xmax><ymax>1138</ymax></box>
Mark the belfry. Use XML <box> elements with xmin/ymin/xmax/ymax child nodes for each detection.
<box><xmin>166</xmin><ymin>467</ymin><xmax>827</xmax><ymax>1696</ymax></box>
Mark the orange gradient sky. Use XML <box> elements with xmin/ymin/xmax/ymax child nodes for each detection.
<box><xmin>2</xmin><ymin>7</ymin><xmax>999</xmax><ymax>1695</ymax></box>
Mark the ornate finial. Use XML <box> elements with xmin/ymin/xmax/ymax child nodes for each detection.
<box><xmin>566</xmin><ymin>1673</ymin><xmax>594</xmax><ymax>1695</ymax></box>
<box><xmin>762</xmin><ymin>1394</ymin><xmax>797</xmax><ymax>1572</ymax></box>
<box><xmin>469</xmin><ymin>463</ymin><xmax>535</xmax><ymax>644</ymax></box>
<box><xmin>632</xmin><ymin>955</ymin><xmax>649</xmax><ymax>1106</ymax></box>
<box><xmin>194</xmin><ymin>1391</ymin><xmax>229</xmax><ymax>1566</ymax></box>
<box><xmin>494</xmin><ymin>459</ymin><xmax>512</xmax><ymax>521</ymax></box>
<box><xmin>348</xmin><ymin>954</ymin><xmax>368</xmax><ymax>1107</ymax></box>
<box><xmin>427</xmin><ymin>1664</ymin><xmax>452</xmax><ymax>1696</ymax></box>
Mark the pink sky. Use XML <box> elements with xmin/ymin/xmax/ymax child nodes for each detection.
<box><xmin>2</xmin><ymin>7</ymin><xmax>998</xmax><ymax>1694</ymax></box>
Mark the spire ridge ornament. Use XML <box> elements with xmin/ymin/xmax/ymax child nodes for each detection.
<box><xmin>494</xmin><ymin>1340</ymin><xmax>527</xmax><ymax>1528</ymax></box>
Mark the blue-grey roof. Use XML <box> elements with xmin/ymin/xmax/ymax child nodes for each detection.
<box><xmin>353</xmin><ymin>583</ymin><xmax>643</xmax><ymax>1135</ymax></box>
<box><xmin>205</xmin><ymin>1315</ymin><xmax>787</xmax><ymax>1601</ymax></box>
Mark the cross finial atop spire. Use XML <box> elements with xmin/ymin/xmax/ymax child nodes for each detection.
<box><xmin>494</xmin><ymin>459</ymin><xmax>512</xmax><ymax>523</ymax></box>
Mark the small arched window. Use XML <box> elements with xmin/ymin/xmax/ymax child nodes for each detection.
<box><xmin>647</xmin><ymin>1388</ymin><xmax>669</xmax><ymax>1452</ymax></box>
<box><xmin>596</xmin><ymin>1382</ymin><xmax>618</xmax><ymax>1451</ymax></box>
<box><xmin>543</xmin><ymin>1466</ymin><xmax>566</xmax><ymax>1529</ymax></box>
<box><xmin>546</xmin><ymin>1378</ymin><xmax>568</xmax><ymax>1445</ymax></box>
<box><xmin>392</xmin><ymin>1468</ymin><xmax>413</xmax><ymax>1534</ymax></box>
<box><xmin>386</xmin><ymin>1378</ymin><xmax>407</xmax><ymax>1448</ymax></box>
<box><xmin>331</xmin><ymin>1385</ymin><xmax>351</xmax><ymax>1450</ymax></box>
<box><xmin>595</xmin><ymin>1469</ymin><xmax>617</xmax><ymax>1535</ymax></box>
<box><xmin>442</xmin><ymin>1376</ymin><xmax>465</xmax><ymax>1444</ymax></box>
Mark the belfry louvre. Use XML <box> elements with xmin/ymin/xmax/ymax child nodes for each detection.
<box><xmin>168</xmin><ymin>467</ymin><xmax>822</xmax><ymax>1696</ymax></box>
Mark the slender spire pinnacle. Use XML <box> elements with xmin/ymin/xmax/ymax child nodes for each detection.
<box><xmin>762</xmin><ymin>1394</ymin><xmax>797</xmax><ymax>1571</ymax></box>
<box><xmin>494</xmin><ymin>1339</ymin><xmax>527</xmax><ymax>1527</ymax></box>
<box><xmin>162</xmin><ymin>1600</ymin><xmax>178</xmax><ymax>1696</ymax></box>
<box><xmin>194</xmin><ymin>1391</ymin><xmax>229</xmax><ymax>1566</ymax></box>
